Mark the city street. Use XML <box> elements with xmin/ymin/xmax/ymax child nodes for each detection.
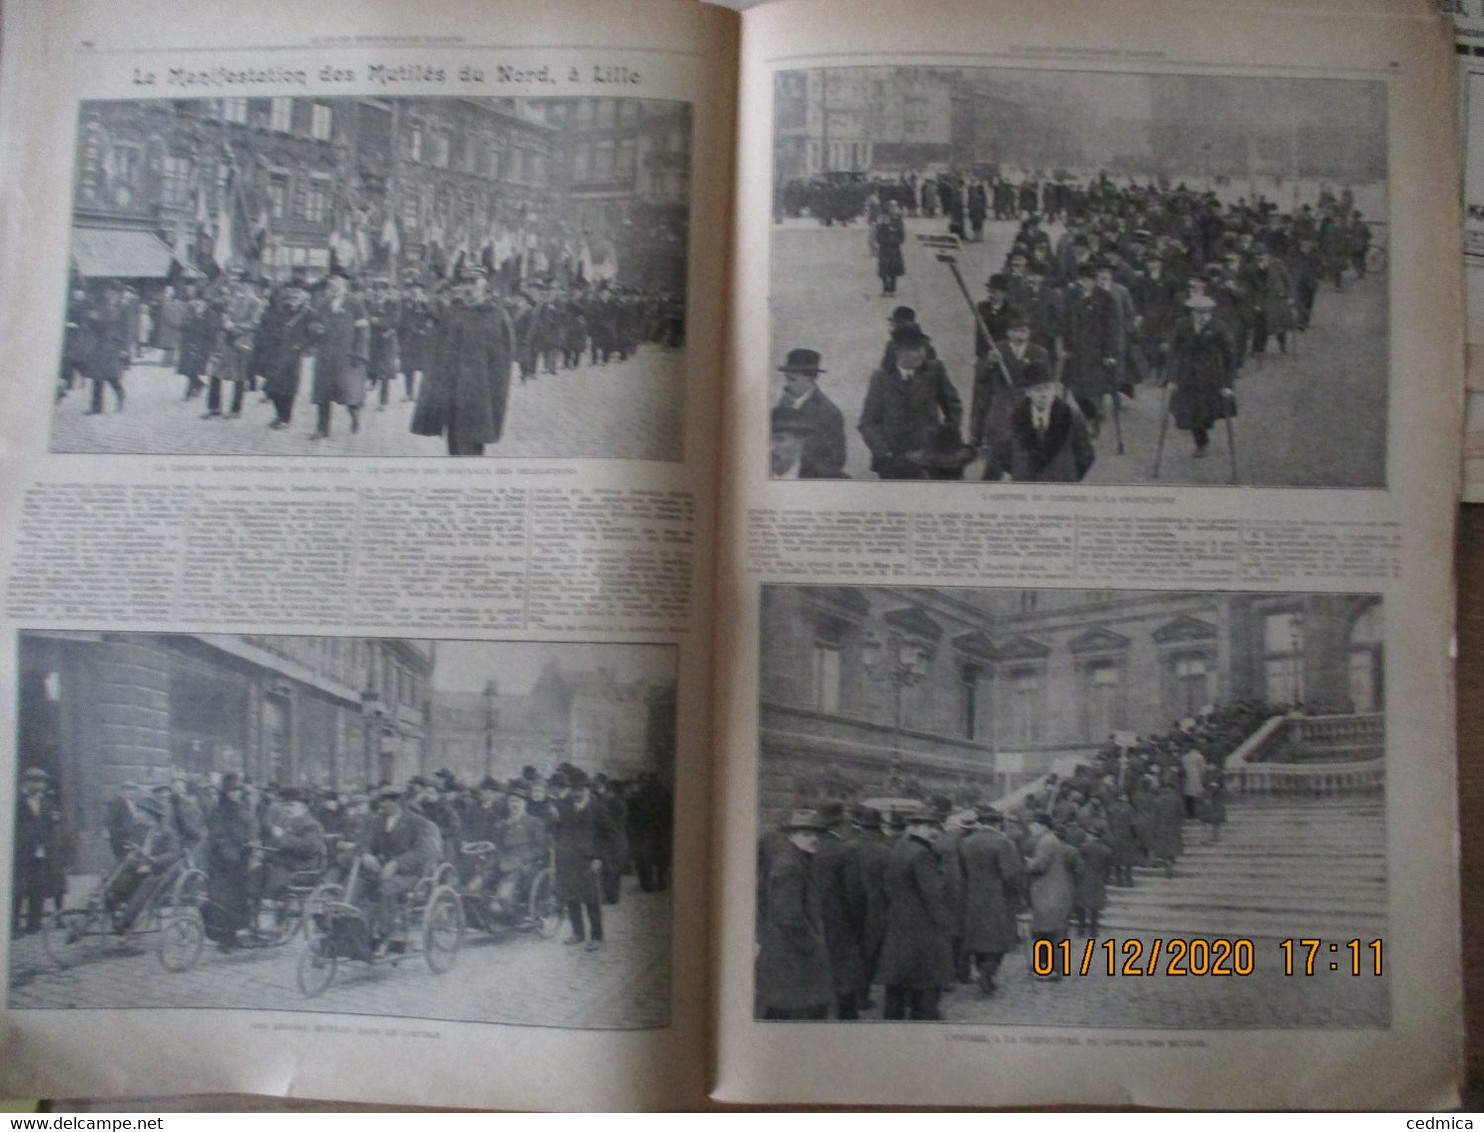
<box><xmin>8</xmin><ymin>881</ymin><xmax>670</xmax><ymax>1030</ymax></box>
<box><xmin>50</xmin><ymin>343</ymin><xmax>685</xmax><ymax>461</ymax></box>
<box><xmin>769</xmin><ymin>215</ymin><xmax>1388</xmax><ymax>488</ymax></box>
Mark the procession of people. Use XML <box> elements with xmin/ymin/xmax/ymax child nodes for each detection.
<box><xmin>754</xmin><ymin>699</ymin><xmax>1274</xmax><ymax>1021</ymax></box>
<box><xmin>58</xmin><ymin>267</ymin><xmax>686</xmax><ymax>456</ymax></box>
<box><xmin>771</xmin><ymin>169</ymin><xmax>1377</xmax><ymax>483</ymax></box>
<box><xmin>12</xmin><ymin>762</ymin><xmax>673</xmax><ymax>960</ymax></box>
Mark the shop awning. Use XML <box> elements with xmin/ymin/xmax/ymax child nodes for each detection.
<box><xmin>70</xmin><ymin>226</ymin><xmax>186</xmax><ymax>280</ymax></box>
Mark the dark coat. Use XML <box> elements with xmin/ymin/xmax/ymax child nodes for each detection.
<box><xmin>1060</xmin><ymin>284</ymin><xmax>1122</xmax><ymax>401</ymax></box>
<box><xmin>969</xmin><ymin>341</ymin><xmax>1049</xmax><ymax>449</ymax></box>
<box><xmin>16</xmin><ymin>792</ymin><xmax>66</xmax><ymax>899</ymax></box>
<box><xmin>1074</xmin><ymin>836</ymin><xmax>1112</xmax><ymax>911</ymax></box>
<box><xmin>1151</xmin><ymin>791</ymin><xmax>1186</xmax><ymax>861</ymax></box>
<box><xmin>991</xmin><ymin>397</ymin><xmax>1094</xmax><ymax>483</ymax></box>
<box><xmin>1242</xmin><ymin>257</ymin><xmax>1296</xmax><ymax>332</ymax></box>
<box><xmin>257</xmin><ymin>301</ymin><xmax>316</xmax><ymax>399</ymax></box>
<box><xmin>106</xmin><ymin>795</ymin><xmax>146</xmax><ymax>860</ymax></box>
<box><xmin>551</xmin><ymin>795</ymin><xmax>610</xmax><ymax>902</ymax></box>
<box><xmin>398</xmin><ymin>298</ymin><xmax>440</xmax><ymax>374</ymax></box>
<box><xmin>204</xmin><ymin>797</ymin><xmax>255</xmax><ymax>935</ymax></box>
<box><xmin>777</xmin><ymin>388</ymin><xmax>847</xmax><ymax>479</ymax></box>
<box><xmin>960</xmin><ymin>827</ymin><xmax>1021</xmax><ymax>954</ymax></box>
<box><xmin>756</xmin><ymin>841</ymin><xmax>833</xmax><ymax>1013</ymax></box>
<box><xmin>369</xmin><ymin>809</ymin><xmax>442</xmax><ymax>877</ymax></box>
<box><xmin>876</xmin><ymin>216</ymin><xmax>906</xmax><ymax>280</ymax></box>
<box><xmin>311</xmin><ymin>293</ymin><xmax>368</xmax><ymax>407</ymax></box>
<box><xmin>814</xmin><ymin>833</ymin><xmax>864</xmax><ymax>996</ymax></box>
<box><xmin>857</xmin><ymin>360</ymin><xmax>963</xmax><ymax>475</ymax></box>
<box><xmin>596</xmin><ymin>791</ymin><xmax>630</xmax><ymax>869</ymax></box>
<box><xmin>411</xmin><ymin>300</ymin><xmax>514</xmax><ymax>447</ymax></box>
<box><xmin>1168</xmin><ymin>318</ymin><xmax>1236</xmax><ymax>432</ymax></box>
<box><xmin>876</xmin><ymin>833</ymin><xmax>955</xmax><ymax>990</ymax></box>
<box><xmin>846</xmin><ymin>829</ymin><xmax>890</xmax><ymax>989</ymax></box>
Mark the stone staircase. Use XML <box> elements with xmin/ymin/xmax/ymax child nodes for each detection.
<box><xmin>1098</xmin><ymin>796</ymin><xmax>1388</xmax><ymax>940</ymax></box>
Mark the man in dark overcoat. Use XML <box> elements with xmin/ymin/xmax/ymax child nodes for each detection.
<box><xmin>986</xmin><ymin>362</ymin><xmax>1095</xmax><ymax>483</ymax></box>
<box><xmin>84</xmin><ymin>282</ymin><xmax>132</xmax><ymax>415</ymax></box>
<box><xmin>844</xmin><ymin>805</ymin><xmax>890</xmax><ymax>1006</ymax></box>
<box><xmin>959</xmin><ymin>808</ymin><xmax>1021</xmax><ymax>995</ymax></box>
<box><xmin>877</xmin><ymin>808</ymin><xmax>955</xmax><ymax>1021</ymax></box>
<box><xmin>410</xmin><ymin>270</ymin><xmax>515</xmax><ymax>456</ymax></box>
<box><xmin>106</xmin><ymin>782</ymin><xmax>146</xmax><ymax>863</ymax></box>
<box><xmin>774</xmin><ymin>349</ymin><xmax>847</xmax><ymax>479</ymax></box>
<box><xmin>258</xmin><ymin>284</ymin><xmax>317</xmax><ymax>429</ymax></box>
<box><xmin>551</xmin><ymin>770</ymin><xmax>611</xmax><ymax>949</ymax></box>
<box><xmin>1073</xmin><ymin>820</ymin><xmax>1112</xmax><ymax>937</ymax></box>
<box><xmin>14</xmin><ymin>767</ymin><xmax>64</xmax><ymax>933</ymax></box>
<box><xmin>1059</xmin><ymin>262</ymin><xmax>1122</xmax><ymax>428</ymax></box>
<box><xmin>969</xmin><ymin>314</ymin><xmax>1048</xmax><ymax>479</ymax></box>
<box><xmin>593</xmin><ymin>774</ymin><xmax>629</xmax><ymax>905</ymax></box>
<box><xmin>875</xmin><ymin>201</ymin><xmax>906</xmax><ymax>295</ymax></box>
<box><xmin>1163</xmin><ymin>293</ymin><xmax>1236</xmax><ymax>460</ymax></box>
<box><xmin>202</xmin><ymin>773</ymin><xmax>255</xmax><ymax>951</ymax></box>
<box><xmin>858</xmin><ymin>324</ymin><xmax>964</xmax><ymax>480</ymax></box>
<box><xmin>812</xmin><ymin>801</ymin><xmax>866</xmax><ymax>1019</ymax></box>
<box><xmin>309</xmin><ymin>273</ymin><xmax>368</xmax><ymax>440</ymax></box>
<box><xmin>755</xmin><ymin>809</ymin><xmax>832</xmax><ymax>1020</ymax></box>
<box><xmin>365</xmin><ymin>278</ymin><xmax>401</xmax><ymax>409</ymax></box>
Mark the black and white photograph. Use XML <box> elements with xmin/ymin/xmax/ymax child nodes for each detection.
<box><xmin>53</xmin><ymin>95</ymin><xmax>691</xmax><ymax>458</ymax></box>
<box><xmin>767</xmin><ymin>68</ymin><xmax>1387</xmax><ymax>487</ymax></box>
<box><xmin>755</xmin><ymin>584</ymin><xmax>1387</xmax><ymax>1026</ymax></box>
<box><xmin>9</xmin><ymin>632</ymin><xmax>676</xmax><ymax>1029</ymax></box>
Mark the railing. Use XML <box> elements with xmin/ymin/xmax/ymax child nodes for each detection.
<box><xmin>1291</xmin><ymin>713</ymin><xmax>1384</xmax><ymax>749</ymax></box>
<box><xmin>1229</xmin><ymin>757</ymin><xmax>1385</xmax><ymax>796</ymax></box>
<box><xmin>1225</xmin><ymin>713</ymin><xmax>1296</xmax><ymax>769</ymax></box>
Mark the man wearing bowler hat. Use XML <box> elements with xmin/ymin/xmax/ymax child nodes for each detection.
<box><xmin>774</xmin><ymin>348</ymin><xmax>846</xmax><ymax>479</ymax></box>
<box><xmin>858</xmin><ymin>323</ymin><xmax>964</xmax><ymax>481</ymax></box>
<box><xmin>1163</xmin><ymin>292</ymin><xmax>1236</xmax><ymax>460</ymax></box>
<box><xmin>756</xmin><ymin>808</ymin><xmax>833</xmax><ymax>1020</ymax></box>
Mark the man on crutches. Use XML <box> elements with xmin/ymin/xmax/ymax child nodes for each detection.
<box><xmin>1156</xmin><ymin>293</ymin><xmax>1238</xmax><ymax>481</ymax></box>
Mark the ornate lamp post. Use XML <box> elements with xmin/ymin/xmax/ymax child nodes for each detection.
<box><xmin>360</xmin><ymin>685</ymin><xmax>383</xmax><ymax>787</ymax></box>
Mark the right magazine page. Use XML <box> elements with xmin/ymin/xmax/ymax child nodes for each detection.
<box><xmin>712</xmin><ymin>0</ymin><xmax>1463</xmax><ymax>1109</ymax></box>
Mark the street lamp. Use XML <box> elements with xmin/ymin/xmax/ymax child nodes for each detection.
<box><xmin>861</xmin><ymin>627</ymin><xmax>936</xmax><ymax>756</ymax></box>
<box><xmin>483</xmin><ymin>679</ymin><xmax>497</xmax><ymax>781</ymax></box>
<box><xmin>360</xmin><ymin>685</ymin><xmax>383</xmax><ymax>787</ymax></box>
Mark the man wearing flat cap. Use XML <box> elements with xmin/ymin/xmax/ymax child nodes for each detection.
<box><xmin>877</xmin><ymin>807</ymin><xmax>955</xmax><ymax>1020</ymax></box>
<box><xmin>756</xmin><ymin>809</ymin><xmax>833</xmax><ymax>1020</ymax></box>
<box><xmin>774</xmin><ymin>349</ymin><xmax>846</xmax><ymax>479</ymax></box>
<box><xmin>858</xmin><ymin>323</ymin><xmax>964</xmax><ymax>481</ymax></box>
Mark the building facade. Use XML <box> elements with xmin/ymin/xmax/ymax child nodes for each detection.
<box><xmin>69</xmin><ymin>94</ymin><xmax>690</xmax><ymax>289</ymax></box>
<box><xmin>759</xmin><ymin>586</ymin><xmax>1382</xmax><ymax>824</ymax></box>
<box><xmin>15</xmin><ymin>631</ymin><xmax>433</xmax><ymax>870</ymax></box>
<box><xmin>426</xmin><ymin>661</ymin><xmax>678</xmax><ymax>785</ymax></box>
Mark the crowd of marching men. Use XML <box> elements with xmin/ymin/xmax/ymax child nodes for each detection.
<box><xmin>770</xmin><ymin>172</ymin><xmax>1374</xmax><ymax>482</ymax></box>
<box><xmin>14</xmin><ymin>764</ymin><xmax>673</xmax><ymax>956</ymax></box>
<box><xmin>58</xmin><ymin>267</ymin><xmax>685</xmax><ymax>454</ymax></box>
<box><xmin>755</xmin><ymin>699</ymin><xmax>1287</xmax><ymax>1021</ymax></box>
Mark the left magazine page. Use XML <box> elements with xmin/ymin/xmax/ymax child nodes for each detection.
<box><xmin>0</xmin><ymin>0</ymin><xmax>736</xmax><ymax>1111</ymax></box>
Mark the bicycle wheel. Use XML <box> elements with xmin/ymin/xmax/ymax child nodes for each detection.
<box><xmin>297</xmin><ymin>938</ymin><xmax>337</xmax><ymax>997</ymax></box>
<box><xmin>301</xmin><ymin>882</ymin><xmax>344</xmax><ymax>941</ymax></box>
<box><xmin>422</xmin><ymin>886</ymin><xmax>463</xmax><ymax>974</ymax></box>
<box><xmin>156</xmin><ymin>911</ymin><xmax>205</xmax><ymax>972</ymax></box>
<box><xmin>42</xmin><ymin>909</ymin><xmax>94</xmax><ymax>967</ymax></box>
<box><xmin>527</xmin><ymin>868</ymin><xmax>561</xmax><ymax>939</ymax></box>
<box><xmin>168</xmin><ymin>867</ymin><xmax>207</xmax><ymax>912</ymax></box>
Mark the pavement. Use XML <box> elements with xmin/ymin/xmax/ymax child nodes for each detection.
<box><xmin>50</xmin><ymin>344</ymin><xmax>685</xmax><ymax>461</ymax></box>
<box><xmin>8</xmin><ymin>880</ymin><xmax>671</xmax><ymax>1031</ymax></box>
<box><xmin>769</xmin><ymin>215</ymin><xmax>1388</xmax><ymax>488</ymax></box>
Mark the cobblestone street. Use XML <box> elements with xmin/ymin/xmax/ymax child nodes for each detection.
<box><xmin>770</xmin><ymin>216</ymin><xmax>1387</xmax><ymax>488</ymax></box>
<box><xmin>50</xmin><ymin>344</ymin><xmax>685</xmax><ymax>461</ymax></box>
<box><xmin>8</xmin><ymin>882</ymin><xmax>670</xmax><ymax>1030</ymax></box>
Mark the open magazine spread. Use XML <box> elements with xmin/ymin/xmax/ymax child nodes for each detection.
<box><xmin>0</xmin><ymin>0</ymin><xmax>1464</xmax><ymax>1114</ymax></box>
